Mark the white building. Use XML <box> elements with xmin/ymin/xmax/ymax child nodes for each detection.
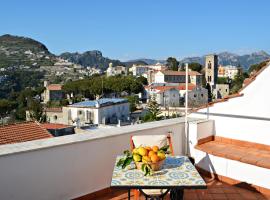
<box><xmin>62</xmin><ymin>98</ymin><xmax>130</xmax><ymax>126</ymax></box>
<box><xmin>106</xmin><ymin>63</ymin><xmax>127</xmax><ymax>76</ymax></box>
<box><xmin>129</xmin><ymin>65</ymin><xmax>149</xmax><ymax>77</ymax></box>
<box><xmin>129</xmin><ymin>63</ymin><xmax>167</xmax><ymax>77</ymax></box>
<box><xmin>218</xmin><ymin>65</ymin><xmax>242</xmax><ymax>79</ymax></box>
<box><xmin>154</xmin><ymin>70</ymin><xmax>202</xmax><ymax>86</ymax></box>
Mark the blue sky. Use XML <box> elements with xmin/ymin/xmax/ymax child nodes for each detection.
<box><xmin>0</xmin><ymin>0</ymin><xmax>269</xmax><ymax>61</ymax></box>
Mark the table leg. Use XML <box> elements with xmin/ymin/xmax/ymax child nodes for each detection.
<box><xmin>170</xmin><ymin>189</ymin><xmax>184</xmax><ymax>200</ymax></box>
<box><xmin>128</xmin><ymin>189</ymin><xmax>131</xmax><ymax>200</ymax></box>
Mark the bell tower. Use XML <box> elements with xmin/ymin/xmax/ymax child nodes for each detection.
<box><xmin>205</xmin><ymin>54</ymin><xmax>218</xmax><ymax>86</ymax></box>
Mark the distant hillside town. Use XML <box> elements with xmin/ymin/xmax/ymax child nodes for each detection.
<box><xmin>0</xmin><ymin>34</ymin><xmax>269</xmax><ymax>133</ymax></box>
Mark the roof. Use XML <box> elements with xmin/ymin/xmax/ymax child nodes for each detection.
<box><xmin>69</xmin><ymin>98</ymin><xmax>128</xmax><ymax>108</ymax></box>
<box><xmin>145</xmin><ymin>83</ymin><xmax>196</xmax><ymax>93</ymax></box>
<box><xmin>44</xmin><ymin>107</ymin><xmax>62</xmax><ymax>112</ymax></box>
<box><xmin>41</xmin><ymin>123</ymin><xmax>72</xmax><ymax>130</ymax></box>
<box><xmin>160</xmin><ymin>70</ymin><xmax>202</xmax><ymax>76</ymax></box>
<box><xmin>192</xmin><ymin>60</ymin><xmax>270</xmax><ymax>113</ymax></box>
<box><xmin>47</xmin><ymin>84</ymin><xmax>62</xmax><ymax>91</ymax></box>
<box><xmin>0</xmin><ymin>121</ymin><xmax>53</xmax><ymax>145</ymax></box>
<box><xmin>238</xmin><ymin>60</ymin><xmax>270</xmax><ymax>93</ymax></box>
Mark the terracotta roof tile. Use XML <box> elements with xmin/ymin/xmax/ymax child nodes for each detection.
<box><xmin>47</xmin><ymin>84</ymin><xmax>62</xmax><ymax>91</ymax></box>
<box><xmin>145</xmin><ymin>84</ymin><xmax>196</xmax><ymax>93</ymax></box>
<box><xmin>160</xmin><ymin>70</ymin><xmax>202</xmax><ymax>76</ymax></box>
<box><xmin>0</xmin><ymin>121</ymin><xmax>53</xmax><ymax>145</ymax></box>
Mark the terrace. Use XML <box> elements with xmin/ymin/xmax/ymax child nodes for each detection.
<box><xmin>0</xmin><ymin>62</ymin><xmax>270</xmax><ymax>200</ymax></box>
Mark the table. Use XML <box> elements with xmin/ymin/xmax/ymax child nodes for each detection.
<box><xmin>111</xmin><ymin>155</ymin><xmax>207</xmax><ymax>200</ymax></box>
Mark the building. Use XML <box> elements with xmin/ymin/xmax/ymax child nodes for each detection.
<box><xmin>43</xmin><ymin>107</ymin><xmax>64</xmax><ymax>124</ymax></box>
<box><xmin>106</xmin><ymin>63</ymin><xmax>127</xmax><ymax>76</ymax></box>
<box><xmin>187</xmin><ymin>87</ymin><xmax>208</xmax><ymax>107</ymax></box>
<box><xmin>41</xmin><ymin>123</ymin><xmax>75</xmax><ymax>137</ymax></box>
<box><xmin>0</xmin><ymin>62</ymin><xmax>270</xmax><ymax>200</ymax></box>
<box><xmin>42</xmin><ymin>81</ymin><xmax>64</xmax><ymax>104</ymax></box>
<box><xmin>218</xmin><ymin>65</ymin><xmax>242</xmax><ymax>79</ymax></box>
<box><xmin>212</xmin><ymin>84</ymin><xmax>229</xmax><ymax>99</ymax></box>
<box><xmin>129</xmin><ymin>63</ymin><xmax>167</xmax><ymax>77</ymax></box>
<box><xmin>0</xmin><ymin>121</ymin><xmax>53</xmax><ymax>145</ymax></box>
<box><xmin>129</xmin><ymin>65</ymin><xmax>149</xmax><ymax>77</ymax></box>
<box><xmin>154</xmin><ymin>70</ymin><xmax>202</xmax><ymax>86</ymax></box>
<box><xmin>205</xmin><ymin>54</ymin><xmax>218</xmax><ymax>86</ymax></box>
<box><xmin>62</xmin><ymin>98</ymin><xmax>130</xmax><ymax>126</ymax></box>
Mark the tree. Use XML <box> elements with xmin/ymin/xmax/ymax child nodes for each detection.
<box><xmin>126</xmin><ymin>95</ymin><xmax>139</xmax><ymax>113</ymax></box>
<box><xmin>230</xmin><ymin>71</ymin><xmax>248</xmax><ymax>94</ymax></box>
<box><xmin>166</xmin><ymin>57</ymin><xmax>179</xmax><ymax>71</ymax></box>
<box><xmin>205</xmin><ymin>83</ymin><xmax>212</xmax><ymax>102</ymax></box>
<box><xmin>146</xmin><ymin>95</ymin><xmax>161</xmax><ymax>121</ymax></box>
<box><xmin>217</xmin><ymin>77</ymin><xmax>228</xmax><ymax>84</ymax></box>
<box><xmin>27</xmin><ymin>99</ymin><xmax>46</xmax><ymax>122</ymax></box>
<box><xmin>248</xmin><ymin>60</ymin><xmax>268</xmax><ymax>74</ymax></box>
<box><xmin>189</xmin><ymin>62</ymin><xmax>203</xmax><ymax>72</ymax></box>
<box><xmin>136</xmin><ymin>76</ymin><xmax>148</xmax><ymax>85</ymax></box>
<box><xmin>0</xmin><ymin>99</ymin><xmax>14</xmax><ymax>119</ymax></box>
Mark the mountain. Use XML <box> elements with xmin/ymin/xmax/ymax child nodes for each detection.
<box><xmin>0</xmin><ymin>34</ymin><xmax>55</xmax><ymax>68</ymax></box>
<box><xmin>180</xmin><ymin>51</ymin><xmax>270</xmax><ymax>70</ymax></box>
<box><xmin>126</xmin><ymin>58</ymin><xmax>166</xmax><ymax>65</ymax></box>
<box><xmin>123</xmin><ymin>60</ymin><xmax>148</xmax><ymax>68</ymax></box>
<box><xmin>60</xmin><ymin>51</ymin><xmax>123</xmax><ymax>71</ymax></box>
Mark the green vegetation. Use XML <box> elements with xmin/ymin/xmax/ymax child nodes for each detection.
<box><xmin>217</xmin><ymin>77</ymin><xmax>228</xmax><ymax>84</ymax></box>
<box><xmin>0</xmin><ymin>99</ymin><xmax>15</xmax><ymax>120</ymax></box>
<box><xmin>0</xmin><ymin>69</ymin><xmax>45</xmax><ymax>99</ymax></box>
<box><xmin>63</xmin><ymin>75</ymin><xmax>144</xmax><ymax>100</ymax></box>
<box><xmin>166</xmin><ymin>57</ymin><xmax>179</xmax><ymax>71</ymax></box>
<box><xmin>126</xmin><ymin>95</ymin><xmax>139</xmax><ymax>113</ymax></box>
<box><xmin>0</xmin><ymin>34</ymin><xmax>55</xmax><ymax>68</ymax></box>
<box><xmin>143</xmin><ymin>95</ymin><xmax>162</xmax><ymax>122</ymax></box>
<box><xmin>230</xmin><ymin>72</ymin><xmax>249</xmax><ymax>94</ymax></box>
<box><xmin>27</xmin><ymin>99</ymin><xmax>46</xmax><ymax>122</ymax></box>
<box><xmin>248</xmin><ymin>60</ymin><xmax>269</xmax><ymax>74</ymax></box>
<box><xmin>189</xmin><ymin>62</ymin><xmax>203</xmax><ymax>72</ymax></box>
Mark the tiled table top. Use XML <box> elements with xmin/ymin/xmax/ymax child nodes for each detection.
<box><xmin>111</xmin><ymin>155</ymin><xmax>206</xmax><ymax>189</ymax></box>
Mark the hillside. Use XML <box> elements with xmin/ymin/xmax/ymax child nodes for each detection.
<box><xmin>180</xmin><ymin>51</ymin><xmax>270</xmax><ymax>70</ymax></box>
<box><xmin>60</xmin><ymin>51</ymin><xmax>123</xmax><ymax>71</ymax></box>
<box><xmin>0</xmin><ymin>34</ymin><xmax>55</xmax><ymax>68</ymax></box>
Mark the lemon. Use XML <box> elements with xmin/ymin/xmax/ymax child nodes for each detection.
<box><xmin>133</xmin><ymin>154</ymin><xmax>142</xmax><ymax>162</ymax></box>
<box><xmin>138</xmin><ymin>147</ymin><xmax>148</xmax><ymax>156</ymax></box>
<box><xmin>157</xmin><ymin>151</ymin><xmax>166</xmax><ymax>160</ymax></box>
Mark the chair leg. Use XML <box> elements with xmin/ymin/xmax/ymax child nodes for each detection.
<box><xmin>134</xmin><ymin>189</ymin><xmax>140</xmax><ymax>200</ymax></box>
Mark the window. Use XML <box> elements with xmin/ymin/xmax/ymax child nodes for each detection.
<box><xmin>226</xmin><ymin>89</ymin><xmax>228</xmax><ymax>92</ymax></box>
<box><xmin>201</xmin><ymin>94</ymin><xmax>204</xmax><ymax>97</ymax></box>
<box><xmin>78</xmin><ymin>110</ymin><xmax>82</xmax><ymax>115</ymax></box>
<box><xmin>194</xmin><ymin>94</ymin><xmax>197</xmax><ymax>98</ymax></box>
<box><xmin>208</xmin><ymin>61</ymin><xmax>212</xmax><ymax>69</ymax></box>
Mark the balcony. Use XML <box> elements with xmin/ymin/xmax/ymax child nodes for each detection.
<box><xmin>0</xmin><ymin>116</ymin><xmax>270</xmax><ymax>200</ymax></box>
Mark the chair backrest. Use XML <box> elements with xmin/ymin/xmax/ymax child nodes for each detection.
<box><xmin>130</xmin><ymin>133</ymin><xmax>174</xmax><ymax>155</ymax></box>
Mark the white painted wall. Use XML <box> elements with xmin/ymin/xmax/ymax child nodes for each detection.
<box><xmin>154</xmin><ymin>71</ymin><xmax>165</xmax><ymax>83</ymax></box>
<box><xmin>188</xmin><ymin>120</ymin><xmax>270</xmax><ymax>190</ymax></box>
<box><xmin>0</xmin><ymin>118</ymin><xmax>187</xmax><ymax>200</ymax></box>
<box><xmin>190</xmin><ymin>63</ymin><xmax>270</xmax><ymax>145</ymax></box>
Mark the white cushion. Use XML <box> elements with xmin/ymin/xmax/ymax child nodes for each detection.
<box><xmin>132</xmin><ymin>135</ymin><xmax>168</xmax><ymax>148</ymax></box>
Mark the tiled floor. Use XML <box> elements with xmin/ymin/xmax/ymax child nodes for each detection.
<box><xmin>95</xmin><ymin>177</ymin><xmax>270</xmax><ymax>200</ymax></box>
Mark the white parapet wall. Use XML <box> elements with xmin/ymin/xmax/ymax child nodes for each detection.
<box><xmin>0</xmin><ymin>118</ymin><xmax>194</xmax><ymax>200</ymax></box>
<box><xmin>188</xmin><ymin>119</ymin><xmax>270</xmax><ymax>190</ymax></box>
